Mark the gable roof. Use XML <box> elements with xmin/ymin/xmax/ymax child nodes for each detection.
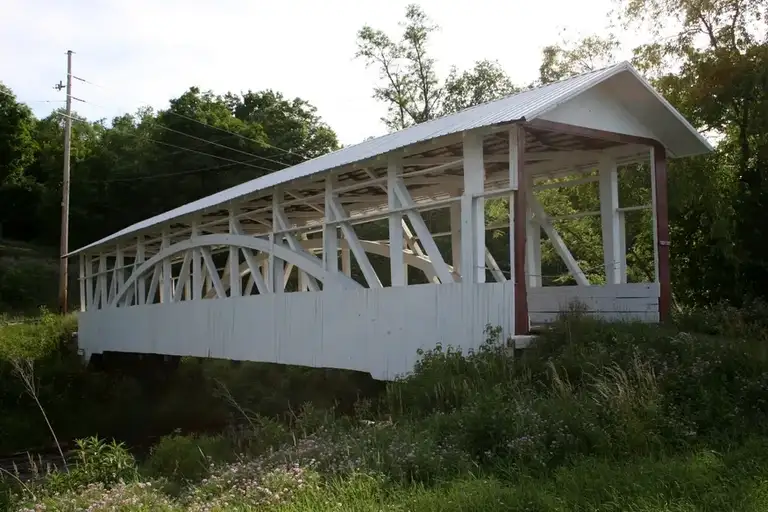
<box><xmin>69</xmin><ymin>61</ymin><xmax>712</xmax><ymax>256</ymax></box>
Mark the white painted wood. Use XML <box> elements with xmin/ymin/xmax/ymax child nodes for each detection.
<box><xmin>450</xmin><ymin>199</ymin><xmax>462</xmax><ymax>273</ymax></box>
<box><xmin>388</xmin><ymin>158</ymin><xmax>405</xmax><ymax>286</ymax></box>
<box><xmin>98</xmin><ymin>254</ymin><xmax>108</xmax><ymax>308</ymax></box>
<box><xmin>526</xmin><ymin>187</ymin><xmax>542</xmax><ymax>288</ymax></box>
<box><xmin>328</xmin><ymin>195</ymin><xmax>382</xmax><ymax>288</ymax></box>
<box><xmin>462</xmin><ymin>131</ymin><xmax>486</xmax><ymax>283</ymax></box>
<box><xmin>115</xmin><ymin>245</ymin><xmax>125</xmax><ymax>306</ymax></box>
<box><xmin>161</xmin><ymin>231</ymin><xmax>172</xmax><ymax>303</ymax></box>
<box><xmin>272</xmin><ymin>195</ymin><xmax>321</xmax><ymax>292</ymax></box>
<box><xmin>599</xmin><ymin>156</ymin><xmax>622</xmax><ymax>284</ymax></box>
<box><xmin>190</xmin><ymin>224</ymin><xmax>202</xmax><ymax>300</ymax></box>
<box><xmin>269</xmin><ymin>234</ymin><xmax>284</xmax><ymax>295</ymax></box>
<box><xmin>323</xmin><ymin>176</ymin><xmax>339</xmax><ymax>277</ymax></box>
<box><xmin>341</xmin><ymin>247</ymin><xmax>351</xmax><ymax>277</ymax></box>
<box><xmin>485</xmin><ymin>249</ymin><xmax>507</xmax><ymax>282</ymax></box>
<box><xmin>79</xmin><ymin>254</ymin><xmax>86</xmax><ymax>312</ymax></box>
<box><xmin>111</xmin><ymin>234</ymin><xmax>362</xmax><ymax>306</ymax></box>
<box><xmin>528</xmin><ymin>283</ymin><xmax>660</xmax><ymax>323</ymax></box>
<box><xmin>86</xmin><ymin>254</ymin><xmax>95</xmax><ymax>310</ymax></box>
<box><xmin>147</xmin><ymin>265</ymin><xmax>160</xmax><ymax>305</ymax></box>
<box><xmin>392</xmin><ymin>181</ymin><xmax>454</xmax><ymax>284</ymax></box>
<box><xmin>618</xmin><ymin>211</ymin><xmax>628</xmax><ymax>283</ymax></box>
<box><xmin>201</xmin><ymin>247</ymin><xmax>226</xmax><ymax>299</ymax></box>
<box><xmin>173</xmin><ymin>251</ymin><xmax>192</xmax><ymax>302</ymax></box>
<box><xmin>228</xmin><ymin>211</ymin><xmax>242</xmax><ymax>298</ymax></box>
<box><xmin>78</xmin><ymin>281</ymin><xmax>515</xmax><ymax>381</ymax></box>
<box><xmin>283</xmin><ymin>263</ymin><xmax>294</xmax><ymax>290</ymax></box>
<box><xmin>539</xmin><ymin>84</ymin><xmax>660</xmax><ymax>141</ymax></box>
<box><xmin>528</xmin><ymin>193</ymin><xmax>590</xmax><ymax>286</ymax></box>
<box><xmin>650</xmin><ymin>148</ymin><xmax>660</xmax><ymax>283</ymax></box>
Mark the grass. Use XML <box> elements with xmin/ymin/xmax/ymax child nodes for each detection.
<box><xmin>4</xmin><ymin>303</ymin><xmax>768</xmax><ymax>510</ymax></box>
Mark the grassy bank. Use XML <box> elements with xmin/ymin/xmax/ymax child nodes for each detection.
<box><xmin>2</xmin><ymin>303</ymin><xmax>768</xmax><ymax>510</ymax></box>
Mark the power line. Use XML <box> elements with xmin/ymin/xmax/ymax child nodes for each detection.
<box><xmin>55</xmin><ymin>111</ymin><xmax>278</xmax><ymax>174</ymax></box>
<box><xmin>72</xmin><ymin>94</ymin><xmax>297</xmax><ymax>170</ymax></box>
<box><xmin>73</xmin><ymin>74</ymin><xmax>314</xmax><ymax>161</ymax></box>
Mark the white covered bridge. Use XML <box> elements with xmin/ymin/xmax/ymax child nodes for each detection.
<box><xmin>69</xmin><ymin>62</ymin><xmax>712</xmax><ymax>380</ymax></box>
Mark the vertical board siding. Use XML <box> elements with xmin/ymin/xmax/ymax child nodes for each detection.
<box><xmin>528</xmin><ymin>283</ymin><xmax>660</xmax><ymax>323</ymax></box>
<box><xmin>79</xmin><ymin>282</ymin><xmax>659</xmax><ymax>380</ymax></box>
<box><xmin>79</xmin><ymin>282</ymin><xmax>515</xmax><ymax>381</ymax></box>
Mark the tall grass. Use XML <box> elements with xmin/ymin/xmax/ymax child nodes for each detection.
<box><xmin>6</xmin><ymin>304</ymin><xmax>768</xmax><ymax>510</ymax></box>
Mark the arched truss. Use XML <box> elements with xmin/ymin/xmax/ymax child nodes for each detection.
<box><xmin>108</xmin><ymin>234</ymin><xmax>363</xmax><ymax>308</ymax></box>
<box><xmin>203</xmin><ymin>239</ymin><xmax>453</xmax><ymax>299</ymax></box>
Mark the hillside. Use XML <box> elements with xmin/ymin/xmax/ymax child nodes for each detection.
<box><xmin>2</xmin><ymin>307</ymin><xmax>768</xmax><ymax>510</ymax></box>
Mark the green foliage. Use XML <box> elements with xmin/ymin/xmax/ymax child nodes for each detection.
<box><xmin>45</xmin><ymin>437</ymin><xmax>138</xmax><ymax>494</ymax></box>
<box><xmin>145</xmin><ymin>434</ymin><xmax>232</xmax><ymax>483</ymax></box>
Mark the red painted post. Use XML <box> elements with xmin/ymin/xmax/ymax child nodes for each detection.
<box><xmin>513</xmin><ymin>127</ymin><xmax>529</xmax><ymax>334</ymax></box>
<box><xmin>653</xmin><ymin>145</ymin><xmax>671</xmax><ymax>322</ymax></box>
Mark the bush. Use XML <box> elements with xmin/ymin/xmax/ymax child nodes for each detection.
<box><xmin>144</xmin><ymin>433</ymin><xmax>233</xmax><ymax>483</ymax></box>
<box><xmin>45</xmin><ymin>437</ymin><xmax>138</xmax><ymax>494</ymax></box>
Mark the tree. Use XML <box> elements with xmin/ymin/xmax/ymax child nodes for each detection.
<box><xmin>539</xmin><ymin>34</ymin><xmax>619</xmax><ymax>84</ymax></box>
<box><xmin>356</xmin><ymin>5</ymin><xmax>517</xmax><ymax>131</ymax></box>
<box><xmin>442</xmin><ymin>60</ymin><xmax>518</xmax><ymax>114</ymax></box>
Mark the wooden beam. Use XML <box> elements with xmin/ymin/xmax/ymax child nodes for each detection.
<box><xmin>461</xmin><ymin>131</ymin><xmax>485</xmax><ymax>283</ymax></box>
<box><xmin>652</xmin><ymin>146</ymin><xmax>671</xmax><ymax>322</ymax></box>
<box><xmin>173</xmin><ymin>251</ymin><xmax>192</xmax><ymax>302</ymax></box>
<box><xmin>328</xmin><ymin>195</ymin><xmax>382</xmax><ymax>288</ymax></box>
<box><xmin>510</xmin><ymin>126</ymin><xmax>529</xmax><ymax>334</ymax></box>
<box><xmin>201</xmin><ymin>247</ymin><xmax>226</xmax><ymax>298</ymax></box>
<box><xmin>529</xmin><ymin>193</ymin><xmax>590</xmax><ymax>287</ymax></box>
<box><xmin>323</xmin><ymin>175</ymin><xmax>339</xmax><ymax>278</ymax></box>
<box><xmin>599</xmin><ymin>156</ymin><xmax>622</xmax><ymax>284</ymax></box>
<box><xmin>525</xmin><ymin>119</ymin><xmax>662</xmax><ymax>150</ymax></box>
<box><xmin>228</xmin><ymin>210</ymin><xmax>242</xmax><ymax>298</ymax></box>
<box><xmin>388</xmin><ymin>157</ymin><xmax>406</xmax><ymax>286</ymax></box>
<box><xmin>161</xmin><ymin>230</ymin><xmax>172</xmax><ymax>303</ymax></box>
<box><xmin>392</xmin><ymin>180</ymin><xmax>455</xmax><ymax>284</ymax></box>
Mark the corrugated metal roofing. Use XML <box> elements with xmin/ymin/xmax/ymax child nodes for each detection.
<box><xmin>69</xmin><ymin>61</ymin><xmax>711</xmax><ymax>256</ymax></box>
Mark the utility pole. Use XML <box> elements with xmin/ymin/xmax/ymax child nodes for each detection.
<box><xmin>56</xmin><ymin>50</ymin><xmax>73</xmax><ymax>314</ymax></box>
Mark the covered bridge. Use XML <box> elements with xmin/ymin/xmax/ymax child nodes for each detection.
<box><xmin>68</xmin><ymin>62</ymin><xmax>712</xmax><ymax>380</ymax></box>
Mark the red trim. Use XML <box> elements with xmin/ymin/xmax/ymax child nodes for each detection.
<box><xmin>514</xmin><ymin>127</ymin><xmax>529</xmax><ymax>334</ymax></box>
<box><xmin>653</xmin><ymin>146</ymin><xmax>671</xmax><ymax>323</ymax></box>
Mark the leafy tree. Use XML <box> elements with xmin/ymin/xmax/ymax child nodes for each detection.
<box><xmin>442</xmin><ymin>60</ymin><xmax>518</xmax><ymax>114</ymax></box>
<box><xmin>539</xmin><ymin>34</ymin><xmax>619</xmax><ymax>84</ymax></box>
<box><xmin>356</xmin><ymin>5</ymin><xmax>517</xmax><ymax>131</ymax></box>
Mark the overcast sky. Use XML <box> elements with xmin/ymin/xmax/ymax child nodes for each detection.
<box><xmin>1</xmin><ymin>0</ymin><xmax>637</xmax><ymax>146</ymax></box>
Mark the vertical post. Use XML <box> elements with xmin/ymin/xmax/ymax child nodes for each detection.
<box><xmin>388</xmin><ymin>157</ymin><xmax>405</xmax><ymax>286</ymax></box>
<box><xmin>341</xmin><ymin>246</ymin><xmax>352</xmax><ymax>277</ymax></box>
<box><xmin>85</xmin><ymin>254</ymin><xmax>95</xmax><ymax>310</ymax></box>
<box><xmin>136</xmin><ymin>236</ymin><xmax>146</xmax><ymax>305</ymax></box>
<box><xmin>525</xmin><ymin>174</ymin><xmax>542</xmax><ymax>288</ymax></box>
<box><xmin>618</xmin><ymin>210</ymin><xmax>627</xmax><ymax>283</ymax></box>
<box><xmin>450</xmin><ymin>195</ymin><xmax>462</xmax><ymax>277</ymax></box>
<box><xmin>115</xmin><ymin>244</ymin><xmax>125</xmax><ymax>306</ymax></box>
<box><xmin>271</xmin><ymin>191</ymin><xmax>284</xmax><ymax>294</ymax></box>
<box><xmin>161</xmin><ymin>230</ymin><xmax>171</xmax><ymax>303</ymax></box>
<box><xmin>228</xmin><ymin>209</ymin><xmax>241</xmax><ymax>298</ymax></box>
<box><xmin>58</xmin><ymin>50</ymin><xmax>73</xmax><ymax>314</ymax></box>
<box><xmin>78</xmin><ymin>254</ymin><xmax>86</xmax><ymax>312</ymax></box>
<box><xmin>461</xmin><ymin>131</ymin><xmax>485</xmax><ymax>283</ymax></box>
<box><xmin>191</xmin><ymin>223</ymin><xmax>202</xmax><ymax>299</ymax></box>
<box><xmin>599</xmin><ymin>156</ymin><xmax>622</xmax><ymax>284</ymax></box>
<box><xmin>651</xmin><ymin>145</ymin><xmax>671</xmax><ymax>322</ymax></box>
<box><xmin>323</xmin><ymin>174</ymin><xmax>339</xmax><ymax>275</ymax></box>
<box><xmin>510</xmin><ymin>125</ymin><xmax>528</xmax><ymax>335</ymax></box>
<box><xmin>98</xmin><ymin>254</ymin><xmax>107</xmax><ymax>309</ymax></box>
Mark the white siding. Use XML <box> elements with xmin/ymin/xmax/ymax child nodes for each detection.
<box><xmin>539</xmin><ymin>84</ymin><xmax>660</xmax><ymax>141</ymax></box>
<box><xmin>79</xmin><ymin>282</ymin><xmax>515</xmax><ymax>380</ymax></box>
<box><xmin>528</xmin><ymin>283</ymin><xmax>660</xmax><ymax>324</ymax></box>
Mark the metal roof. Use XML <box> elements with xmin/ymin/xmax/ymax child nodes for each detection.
<box><xmin>69</xmin><ymin>61</ymin><xmax>712</xmax><ymax>256</ymax></box>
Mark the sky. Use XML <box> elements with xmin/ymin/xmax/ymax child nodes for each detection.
<box><xmin>1</xmin><ymin>0</ymin><xmax>639</xmax><ymax>146</ymax></box>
